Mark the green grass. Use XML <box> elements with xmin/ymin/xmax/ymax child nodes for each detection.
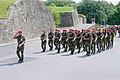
<box><xmin>0</xmin><ymin>0</ymin><xmax>16</xmax><ymax>18</ymax></box>
<box><xmin>52</xmin><ymin>7</ymin><xmax>74</xmax><ymax>12</ymax></box>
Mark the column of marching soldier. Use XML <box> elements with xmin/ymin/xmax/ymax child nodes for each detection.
<box><xmin>41</xmin><ymin>27</ymin><xmax>120</xmax><ymax>56</ymax></box>
<box><xmin>13</xmin><ymin>26</ymin><xmax>120</xmax><ymax>63</ymax></box>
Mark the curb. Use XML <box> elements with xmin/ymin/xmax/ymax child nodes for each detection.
<box><xmin>0</xmin><ymin>38</ymin><xmax>40</xmax><ymax>47</ymax></box>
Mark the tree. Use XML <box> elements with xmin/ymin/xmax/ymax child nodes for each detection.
<box><xmin>49</xmin><ymin>3</ymin><xmax>60</xmax><ymax>25</ymax></box>
<box><xmin>44</xmin><ymin>0</ymin><xmax>75</xmax><ymax>7</ymax></box>
<box><xmin>108</xmin><ymin>6</ymin><xmax>120</xmax><ymax>25</ymax></box>
<box><xmin>77</xmin><ymin>0</ymin><xmax>114</xmax><ymax>25</ymax></box>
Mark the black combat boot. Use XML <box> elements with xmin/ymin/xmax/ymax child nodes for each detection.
<box><xmin>78</xmin><ymin>48</ymin><xmax>81</xmax><ymax>53</ymax></box>
<box><xmin>70</xmin><ymin>49</ymin><xmax>74</xmax><ymax>55</ymax></box>
<box><xmin>86</xmin><ymin>52</ymin><xmax>90</xmax><ymax>56</ymax></box>
<box><xmin>57</xmin><ymin>49</ymin><xmax>60</xmax><ymax>53</ymax></box>
<box><xmin>42</xmin><ymin>49</ymin><xmax>45</xmax><ymax>52</ymax></box>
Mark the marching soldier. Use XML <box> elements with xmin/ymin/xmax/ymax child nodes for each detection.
<box><xmin>91</xmin><ymin>29</ymin><xmax>97</xmax><ymax>55</ymax></box>
<box><xmin>61</xmin><ymin>29</ymin><xmax>68</xmax><ymax>52</ymax></box>
<box><xmin>106</xmin><ymin>29</ymin><xmax>111</xmax><ymax>50</ymax></box>
<box><xmin>67</xmin><ymin>29</ymin><xmax>76</xmax><ymax>55</ymax></box>
<box><xmin>83</xmin><ymin>30</ymin><xmax>92</xmax><ymax>56</ymax></box>
<box><xmin>54</xmin><ymin>29</ymin><xmax>61</xmax><ymax>53</ymax></box>
<box><xmin>75</xmin><ymin>30</ymin><xmax>82</xmax><ymax>53</ymax></box>
<box><xmin>102</xmin><ymin>29</ymin><xmax>107</xmax><ymax>51</ymax></box>
<box><xmin>48</xmin><ymin>29</ymin><xmax>54</xmax><ymax>51</ymax></box>
<box><xmin>81</xmin><ymin>29</ymin><xmax>86</xmax><ymax>52</ymax></box>
<box><xmin>96</xmin><ymin>29</ymin><xmax>104</xmax><ymax>53</ymax></box>
<box><xmin>110</xmin><ymin>29</ymin><xmax>115</xmax><ymax>48</ymax></box>
<box><xmin>13</xmin><ymin>28</ymin><xmax>25</xmax><ymax>63</ymax></box>
<box><xmin>41</xmin><ymin>30</ymin><xmax>47</xmax><ymax>52</ymax></box>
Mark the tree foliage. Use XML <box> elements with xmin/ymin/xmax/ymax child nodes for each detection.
<box><xmin>45</xmin><ymin>0</ymin><xmax>75</xmax><ymax>7</ymax></box>
<box><xmin>107</xmin><ymin>2</ymin><xmax>120</xmax><ymax>25</ymax></box>
<box><xmin>77</xmin><ymin>0</ymin><xmax>114</xmax><ymax>25</ymax></box>
<box><xmin>49</xmin><ymin>3</ymin><xmax>60</xmax><ymax>25</ymax></box>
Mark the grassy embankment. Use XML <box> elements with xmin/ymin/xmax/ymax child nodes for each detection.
<box><xmin>0</xmin><ymin>0</ymin><xmax>16</xmax><ymax>18</ymax></box>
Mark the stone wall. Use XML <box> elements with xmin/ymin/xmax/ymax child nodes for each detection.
<box><xmin>0</xmin><ymin>0</ymin><xmax>55</xmax><ymax>44</ymax></box>
<box><xmin>59</xmin><ymin>9</ymin><xmax>79</xmax><ymax>27</ymax></box>
<box><xmin>59</xmin><ymin>12</ymin><xmax>73</xmax><ymax>27</ymax></box>
<box><xmin>78</xmin><ymin>16</ymin><xmax>86</xmax><ymax>24</ymax></box>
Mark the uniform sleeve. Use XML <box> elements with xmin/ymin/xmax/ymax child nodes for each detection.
<box><xmin>13</xmin><ymin>36</ymin><xmax>18</xmax><ymax>39</ymax></box>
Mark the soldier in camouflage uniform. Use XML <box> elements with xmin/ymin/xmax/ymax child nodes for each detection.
<box><xmin>48</xmin><ymin>29</ymin><xmax>54</xmax><ymax>51</ymax></box>
<box><xmin>13</xmin><ymin>29</ymin><xmax>25</xmax><ymax>63</ymax></box>
<box><xmin>81</xmin><ymin>29</ymin><xmax>86</xmax><ymax>52</ymax></box>
<box><xmin>61</xmin><ymin>29</ymin><xmax>68</xmax><ymax>52</ymax></box>
<box><xmin>54</xmin><ymin>29</ymin><xmax>61</xmax><ymax>53</ymax></box>
<box><xmin>102</xmin><ymin>29</ymin><xmax>107</xmax><ymax>51</ymax></box>
<box><xmin>67</xmin><ymin>29</ymin><xmax>76</xmax><ymax>55</ymax></box>
<box><xmin>110</xmin><ymin>29</ymin><xmax>115</xmax><ymax>48</ymax></box>
<box><xmin>91</xmin><ymin>29</ymin><xmax>97</xmax><ymax>55</ymax></box>
<box><xmin>75</xmin><ymin>30</ymin><xmax>82</xmax><ymax>53</ymax></box>
<box><xmin>41</xmin><ymin>30</ymin><xmax>47</xmax><ymax>52</ymax></box>
<box><xmin>96</xmin><ymin>29</ymin><xmax>104</xmax><ymax>53</ymax></box>
<box><xmin>106</xmin><ymin>29</ymin><xmax>111</xmax><ymax>50</ymax></box>
<box><xmin>83</xmin><ymin>30</ymin><xmax>92</xmax><ymax>56</ymax></box>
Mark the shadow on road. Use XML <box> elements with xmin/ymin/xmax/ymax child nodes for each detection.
<box><xmin>0</xmin><ymin>57</ymin><xmax>38</xmax><ymax>66</ymax></box>
<box><xmin>33</xmin><ymin>49</ymin><xmax>56</xmax><ymax>54</ymax></box>
<box><xmin>61</xmin><ymin>54</ymin><xmax>71</xmax><ymax>56</ymax></box>
<box><xmin>47</xmin><ymin>52</ymin><xmax>58</xmax><ymax>55</ymax></box>
<box><xmin>77</xmin><ymin>55</ymin><xmax>88</xmax><ymax>58</ymax></box>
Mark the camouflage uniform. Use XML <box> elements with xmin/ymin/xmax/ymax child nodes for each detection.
<box><xmin>110</xmin><ymin>30</ymin><xmax>114</xmax><ymax>48</ymax></box>
<box><xmin>96</xmin><ymin>31</ymin><xmax>103</xmax><ymax>53</ymax></box>
<box><xmin>83</xmin><ymin>30</ymin><xmax>92</xmax><ymax>56</ymax></box>
<box><xmin>81</xmin><ymin>31</ymin><xmax>86</xmax><ymax>52</ymax></box>
<box><xmin>102</xmin><ymin>30</ymin><xmax>106</xmax><ymax>51</ymax></box>
<box><xmin>14</xmin><ymin>32</ymin><xmax>25</xmax><ymax>63</ymax></box>
<box><xmin>54</xmin><ymin>31</ymin><xmax>61</xmax><ymax>53</ymax></box>
<box><xmin>106</xmin><ymin>31</ymin><xmax>111</xmax><ymax>50</ymax></box>
<box><xmin>48</xmin><ymin>31</ymin><xmax>54</xmax><ymax>51</ymax></box>
<box><xmin>41</xmin><ymin>31</ymin><xmax>47</xmax><ymax>52</ymax></box>
<box><xmin>91</xmin><ymin>31</ymin><xmax>97</xmax><ymax>55</ymax></box>
<box><xmin>67</xmin><ymin>30</ymin><xmax>75</xmax><ymax>55</ymax></box>
<box><xmin>61</xmin><ymin>30</ymin><xmax>68</xmax><ymax>52</ymax></box>
<box><xmin>75</xmin><ymin>31</ymin><xmax>82</xmax><ymax>53</ymax></box>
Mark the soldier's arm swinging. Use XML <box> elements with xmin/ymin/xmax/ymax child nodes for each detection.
<box><xmin>43</xmin><ymin>34</ymin><xmax>47</xmax><ymax>41</ymax></box>
<box><xmin>95</xmin><ymin>34</ymin><xmax>98</xmax><ymax>42</ymax></box>
<box><xmin>101</xmin><ymin>33</ymin><xmax>104</xmax><ymax>40</ymax></box>
<box><xmin>79</xmin><ymin>34</ymin><xmax>82</xmax><ymax>42</ymax></box>
<box><xmin>59</xmin><ymin>33</ymin><xmax>62</xmax><ymax>41</ymax></box>
<box><xmin>13</xmin><ymin>32</ymin><xmax>18</xmax><ymax>39</ymax></box>
<box><xmin>19</xmin><ymin>41</ymin><xmax>25</xmax><ymax>48</ymax></box>
<box><xmin>72</xmin><ymin>33</ymin><xmax>76</xmax><ymax>42</ymax></box>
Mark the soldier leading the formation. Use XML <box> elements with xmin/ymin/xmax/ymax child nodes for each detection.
<box><xmin>13</xmin><ymin>29</ymin><xmax>25</xmax><ymax>63</ymax></box>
